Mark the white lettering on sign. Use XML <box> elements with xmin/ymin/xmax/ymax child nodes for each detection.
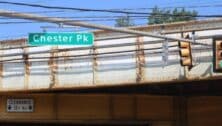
<box><xmin>83</xmin><ymin>35</ymin><xmax>89</xmax><ymax>42</ymax></box>
<box><xmin>29</xmin><ymin>33</ymin><xmax>94</xmax><ymax>45</ymax></box>
<box><xmin>76</xmin><ymin>34</ymin><xmax>89</xmax><ymax>42</ymax></box>
<box><xmin>76</xmin><ymin>34</ymin><xmax>82</xmax><ymax>42</ymax></box>
<box><xmin>33</xmin><ymin>35</ymin><xmax>40</xmax><ymax>42</ymax></box>
<box><xmin>7</xmin><ymin>99</ymin><xmax>34</xmax><ymax>112</ymax></box>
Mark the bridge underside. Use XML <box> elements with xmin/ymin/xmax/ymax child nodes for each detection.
<box><xmin>0</xmin><ymin>93</ymin><xmax>220</xmax><ymax>126</ymax></box>
<box><xmin>8</xmin><ymin>78</ymin><xmax>221</xmax><ymax>96</ymax></box>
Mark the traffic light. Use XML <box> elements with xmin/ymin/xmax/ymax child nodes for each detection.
<box><xmin>213</xmin><ymin>37</ymin><xmax>222</xmax><ymax>72</ymax></box>
<box><xmin>179</xmin><ymin>35</ymin><xmax>193</xmax><ymax>69</ymax></box>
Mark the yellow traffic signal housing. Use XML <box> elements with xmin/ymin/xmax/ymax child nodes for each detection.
<box><xmin>213</xmin><ymin>37</ymin><xmax>222</xmax><ymax>72</ymax></box>
<box><xmin>179</xmin><ymin>35</ymin><xmax>193</xmax><ymax>68</ymax></box>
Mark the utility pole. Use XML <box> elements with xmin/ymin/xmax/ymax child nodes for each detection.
<box><xmin>0</xmin><ymin>9</ymin><xmax>197</xmax><ymax>43</ymax></box>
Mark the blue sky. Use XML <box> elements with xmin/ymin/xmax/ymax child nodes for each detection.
<box><xmin>0</xmin><ymin>0</ymin><xmax>222</xmax><ymax>40</ymax></box>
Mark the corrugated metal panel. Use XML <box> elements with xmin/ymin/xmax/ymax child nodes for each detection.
<box><xmin>95</xmin><ymin>37</ymin><xmax>136</xmax><ymax>85</ymax></box>
<box><xmin>188</xmin><ymin>96</ymin><xmax>222</xmax><ymax>126</ymax></box>
<box><xmin>0</xmin><ymin>94</ymin><xmax>174</xmax><ymax>123</ymax></box>
<box><xmin>0</xmin><ymin>20</ymin><xmax>222</xmax><ymax>92</ymax></box>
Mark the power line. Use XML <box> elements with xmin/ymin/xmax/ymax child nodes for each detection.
<box><xmin>0</xmin><ymin>39</ymin><xmax>178</xmax><ymax>57</ymax></box>
<box><xmin>126</xmin><ymin>4</ymin><xmax>222</xmax><ymax>10</ymax></box>
<box><xmin>0</xmin><ymin>19</ymin><xmax>148</xmax><ymax>24</ymax></box>
<box><xmin>0</xmin><ymin>33</ymin><xmax>212</xmax><ymax>51</ymax></box>
<box><xmin>19</xmin><ymin>10</ymin><xmax>66</xmax><ymax>14</ymax></box>
<box><xmin>0</xmin><ymin>15</ymin><xmax>221</xmax><ymax>25</ymax></box>
<box><xmin>152</xmin><ymin>0</ymin><xmax>222</xmax><ymax>8</ymax></box>
<box><xmin>1</xmin><ymin>1</ymin><xmax>222</xmax><ymax>19</ymax></box>
<box><xmin>0</xmin><ymin>35</ymin><xmax>210</xmax><ymax>59</ymax></box>
<box><xmin>1</xmin><ymin>1</ymin><xmax>222</xmax><ymax>15</ymax></box>
<box><xmin>0</xmin><ymin>43</ymin><xmax>210</xmax><ymax>64</ymax></box>
<box><xmin>0</xmin><ymin>1</ymin><xmax>150</xmax><ymax>15</ymax></box>
<box><xmin>0</xmin><ymin>17</ymin><xmax>220</xmax><ymax>25</ymax></box>
<box><xmin>2</xmin><ymin>1</ymin><xmax>222</xmax><ymax>12</ymax></box>
<box><xmin>1</xmin><ymin>0</ymin><xmax>220</xmax><ymax>18</ymax></box>
<box><xmin>0</xmin><ymin>9</ymin><xmax>207</xmax><ymax>44</ymax></box>
<box><xmin>0</xmin><ymin>48</ymin><xmax>172</xmax><ymax>64</ymax></box>
<box><xmin>1</xmin><ymin>0</ymin><xmax>222</xmax><ymax>21</ymax></box>
<box><xmin>0</xmin><ymin>6</ymin><xmax>218</xmax><ymax>21</ymax></box>
<box><xmin>0</xmin><ymin>15</ymin><xmax>149</xmax><ymax>20</ymax></box>
<box><xmin>0</xmin><ymin>46</ymin><xmax>180</xmax><ymax>63</ymax></box>
<box><xmin>0</xmin><ymin>46</ymin><xmax>212</xmax><ymax>64</ymax></box>
<box><xmin>1</xmin><ymin>14</ymin><xmax>222</xmax><ymax>21</ymax></box>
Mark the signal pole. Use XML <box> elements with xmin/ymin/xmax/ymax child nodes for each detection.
<box><xmin>0</xmin><ymin>9</ymin><xmax>199</xmax><ymax>43</ymax></box>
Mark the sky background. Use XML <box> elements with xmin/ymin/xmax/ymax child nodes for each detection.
<box><xmin>0</xmin><ymin>0</ymin><xmax>222</xmax><ymax>40</ymax></box>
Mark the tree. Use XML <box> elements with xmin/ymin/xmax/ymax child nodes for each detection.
<box><xmin>115</xmin><ymin>15</ymin><xmax>134</xmax><ymax>27</ymax></box>
<box><xmin>148</xmin><ymin>6</ymin><xmax>198</xmax><ymax>25</ymax></box>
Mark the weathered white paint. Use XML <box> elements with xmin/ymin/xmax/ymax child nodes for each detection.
<box><xmin>0</xmin><ymin>19</ymin><xmax>222</xmax><ymax>92</ymax></box>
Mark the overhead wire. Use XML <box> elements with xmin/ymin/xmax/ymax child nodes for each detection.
<box><xmin>0</xmin><ymin>16</ymin><xmax>221</xmax><ymax>25</ymax></box>
<box><xmin>1</xmin><ymin>0</ymin><xmax>222</xmax><ymax>31</ymax></box>
<box><xmin>0</xmin><ymin>38</ymin><xmax>180</xmax><ymax>63</ymax></box>
<box><xmin>0</xmin><ymin>38</ymin><xmax>211</xmax><ymax>64</ymax></box>
<box><xmin>0</xmin><ymin>1</ymin><xmax>216</xmax><ymax>66</ymax></box>
<box><xmin>0</xmin><ymin>18</ymin><xmax>149</xmax><ymax>24</ymax></box>
<box><xmin>123</xmin><ymin>4</ymin><xmax>222</xmax><ymax>10</ymax></box>
<box><xmin>0</xmin><ymin>48</ymin><xmax>174</xmax><ymax>64</ymax></box>
<box><xmin>1</xmin><ymin>13</ymin><xmax>222</xmax><ymax>21</ymax></box>
<box><xmin>0</xmin><ymin>44</ymin><xmax>180</xmax><ymax>63</ymax></box>
<box><xmin>1</xmin><ymin>1</ymin><xmax>222</xmax><ymax>12</ymax></box>
<box><xmin>0</xmin><ymin>1</ymin><xmax>151</xmax><ymax>15</ymax></box>
<box><xmin>0</xmin><ymin>32</ymin><xmax>213</xmax><ymax>52</ymax></box>
<box><xmin>1</xmin><ymin>0</ymin><xmax>222</xmax><ymax>27</ymax></box>
<box><xmin>0</xmin><ymin>1</ymin><xmax>214</xmax><ymax>46</ymax></box>
<box><xmin>0</xmin><ymin>46</ymin><xmax>212</xmax><ymax>64</ymax></box>
<box><xmin>0</xmin><ymin>40</ymin><xmax>179</xmax><ymax>58</ymax></box>
<box><xmin>0</xmin><ymin>16</ymin><xmax>220</xmax><ymax>25</ymax></box>
<box><xmin>0</xmin><ymin>15</ymin><xmax>155</xmax><ymax>20</ymax></box>
<box><xmin>0</xmin><ymin>12</ymin><xmax>221</xmax><ymax>24</ymax></box>
<box><xmin>1</xmin><ymin>0</ymin><xmax>222</xmax><ymax>18</ymax></box>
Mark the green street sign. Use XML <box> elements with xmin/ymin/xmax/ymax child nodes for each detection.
<box><xmin>28</xmin><ymin>32</ymin><xmax>94</xmax><ymax>46</ymax></box>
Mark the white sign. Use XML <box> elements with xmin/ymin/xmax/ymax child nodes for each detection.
<box><xmin>7</xmin><ymin>99</ymin><xmax>34</xmax><ymax>112</ymax></box>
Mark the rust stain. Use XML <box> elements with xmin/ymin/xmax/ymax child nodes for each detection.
<box><xmin>0</xmin><ymin>62</ymin><xmax>3</xmax><ymax>89</ymax></box>
<box><xmin>60</xmin><ymin>51</ymin><xmax>70</xmax><ymax>70</ymax></box>
<box><xmin>135</xmin><ymin>37</ymin><xmax>145</xmax><ymax>83</ymax></box>
<box><xmin>0</xmin><ymin>63</ymin><xmax>3</xmax><ymax>77</ymax></box>
<box><xmin>61</xmin><ymin>51</ymin><xmax>70</xmax><ymax>60</ymax></box>
<box><xmin>49</xmin><ymin>47</ymin><xmax>59</xmax><ymax>88</ymax></box>
<box><xmin>0</xmin><ymin>38</ymin><xmax>26</xmax><ymax>46</ymax></box>
<box><xmin>23</xmin><ymin>47</ymin><xmax>30</xmax><ymax>89</ymax></box>
<box><xmin>0</xmin><ymin>45</ymin><xmax>3</xmax><ymax>89</ymax></box>
<box><xmin>92</xmin><ymin>45</ymin><xmax>98</xmax><ymax>85</ymax></box>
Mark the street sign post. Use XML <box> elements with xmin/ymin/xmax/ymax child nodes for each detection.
<box><xmin>28</xmin><ymin>32</ymin><xmax>94</xmax><ymax>46</ymax></box>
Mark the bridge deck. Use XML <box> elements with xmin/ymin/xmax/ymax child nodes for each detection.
<box><xmin>0</xmin><ymin>19</ymin><xmax>222</xmax><ymax>92</ymax></box>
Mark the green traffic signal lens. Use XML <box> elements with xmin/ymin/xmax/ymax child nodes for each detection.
<box><xmin>219</xmin><ymin>60</ymin><xmax>222</xmax><ymax>68</ymax></box>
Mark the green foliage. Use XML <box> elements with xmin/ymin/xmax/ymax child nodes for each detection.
<box><xmin>148</xmin><ymin>6</ymin><xmax>198</xmax><ymax>25</ymax></box>
<box><xmin>115</xmin><ymin>15</ymin><xmax>134</xmax><ymax>27</ymax></box>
